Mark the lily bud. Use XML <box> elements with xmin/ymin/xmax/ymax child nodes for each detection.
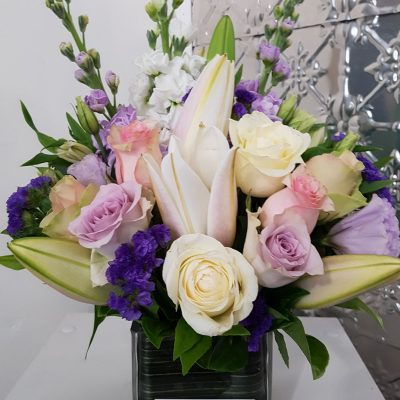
<box><xmin>45</xmin><ymin>0</ymin><xmax>53</xmax><ymax>8</ymax></box>
<box><xmin>75</xmin><ymin>51</ymin><xmax>94</xmax><ymax>73</ymax></box>
<box><xmin>78</xmin><ymin>15</ymin><xmax>89</xmax><ymax>33</ymax></box>
<box><xmin>87</xmin><ymin>48</ymin><xmax>101</xmax><ymax>69</ymax></box>
<box><xmin>56</xmin><ymin>141</ymin><xmax>92</xmax><ymax>163</ymax></box>
<box><xmin>76</xmin><ymin>97</ymin><xmax>99</xmax><ymax>135</ymax></box>
<box><xmin>59</xmin><ymin>42</ymin><xmax>75</xmax><ymax>62</ymax></box>
<box><xmin>295</xmin><ymin>254</ymin><xmax>400</xmax><ymax>309</ymax></box>
<box><xmin>145</xmin><ymin>2</ymin><xmax>159</xmax><ymax>21</ymax></box>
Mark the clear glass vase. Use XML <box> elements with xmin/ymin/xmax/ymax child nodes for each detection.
<box><xmin>131</xmin><ymin>324</ymin><xmax>272</xmax><ymax>400</ymax></box>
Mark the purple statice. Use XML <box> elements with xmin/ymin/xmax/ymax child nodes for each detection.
<box><xmin>273</xmin><ymin>59</ymin><xmax>291</xmax><ymax>80</ymax></box>
<box><xmin>6</xmin><ymin>176</ymin><xmax>52</xmax><ymax>238</ymax></box>
<box><xmin>106</xmin><ymin>225</ymin><xmax>171</xmax><ymax>321</ymax></box>
<box><xmin>259</xmin><ymin>41</ymin><xmax>281</xmax><ymax>63</ymax></box>
<box><xmin>251</xmin><ymin>91</ymin><xmax>282</xmax><ymax>121</ymax></box>
<box><xmin>241</xmin><ymin>291</ymin><xmax>273</xmax><ymax>352</ymax></box>
<box><xmin>182</xmin><ymin>88</ymin><xmax>192</xmax><ymax>103</ymax></box>
<box><xmin>331</xmin><ymin>131</ymin><xmax>346</xmax><ymax>142</ymax></box>
<box><xmin>84</xmin><ymin>89</ymin><xmax>109</xmax><ymax>113</ymax></box>
<box><xmin>357</xmin><ymin>155</ymin><xmax>394</xmax><ymax>205</ymax></box>
<box><xmin>235</xmin><ymin>80</ymin><xmax>259</xmax><ymax>104</ymax></box>
<box><xmin>328</xmin><ymin>194</ymin><xmax>400</xmax><ymax>257</ymax></box>
<box><xmin>232</xmin><ymin>102</ymin><xmax>248</xmax><ymax>119</ymax></box>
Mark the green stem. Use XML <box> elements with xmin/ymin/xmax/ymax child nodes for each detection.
<box><xmin>65</xmin><ymin>15</ymin><xmax>86</xmax><ymax>52</ymax></box>
<box><xmin>94</xmin><ymin>133</ymin><xmax>108</xmax><ymax>161</ymax></box>
<box><xmin>259</xmin><ymin>64</ymin><xmax>272</xmax><ymax>95</ymax></box>
<box><xmin>82</xmin><ymin>31</ymin><xmax>86</xmax><ymax>49</ymax></box>
<box><xmin>160</xmin><ymin>21</ymin><xmax>170</xmax><ymax>58</ymax></box>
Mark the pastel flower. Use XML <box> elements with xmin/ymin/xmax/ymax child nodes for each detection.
<box><xmin>107</xmin><ymin>119</ymin><xmax>162</xmax><ymax>187</ymax></box>
<box><xmin>328</xmin><ymin>194</ymin><xmax>400</xmax><ymax>257</ymax></box>
<box><xmin>163</xmin><ymin>234</ymin><xmax>258</xmax><ymax>336</ymax></box>
<box><xmin>244</xmin><ymin>208</ymin><xmax>324</xmax><ymax>288</ymax></box>
<box><xmin>250</xmin><ymin>91</ymin><xmax>282</xmax><ymax>121</ymax></box>
<box><xmin>67</xmin><ymin>154</ymin><xmax>108</xmax><ymax>187</ymax></box>
<box><xmin>68</xmin><ymin>182</ymin><xmax>153</xmax><ymax>258</ymax></box>
<box><xmin>229</xmin><ymin>111</ymin><xmax>310</xmax><ymax>197</ymax></box>
<box><xmin>84</xmin><ymin>89</ymin><xmax>109</xmax><ymax>113</ymax></box>
<box><xmin>40</xmin><ymin>176</ymin><xmax>98</xmax><ymax>240</ymax></box>
<box><xmin>273</xmin><ymin>59</ymin><xmax>291</xmax><ymax>79</ymax></box>
<box><xmin>260</xmin><ymin>165</ymin><xmax>334</xmax><ymax>233</ymax></box>
<box><xmin>259</xmin><ymin>42</ymin><xmax>280</xmax><ymax>63</ymax></box>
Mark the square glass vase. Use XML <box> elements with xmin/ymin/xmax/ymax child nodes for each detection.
<box><xmin>131</xmin><ymin>324</ymin><xmax>272</xmax><ymax>400</ymax></box>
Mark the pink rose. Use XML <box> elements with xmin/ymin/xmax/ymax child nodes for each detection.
<box><xmin>244</xmin><ymin>208</ymin><xmax>324</xmax><ymax>288</ymax></box>
<box><xmin>69</xmin><ymin>182</ymin><xmax>153</xmax><ymax>257</ymax></box>
<box><xmin>107</xmin><ymin>119</ymin><xmax>162</xmax><ymax>187</ymax></box>
<box><xmin>260</xmin><ymin>165</ymin><xmax>334</xmax><ymax>233</ymax></box>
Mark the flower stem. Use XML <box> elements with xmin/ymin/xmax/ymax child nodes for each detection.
<box><xmin>259</xmin><ymin>65</ymin><xmax>271</xmax><ymax>95</ymax></box>
<box><xmin>160</xmin><ymin>21</ymin><xmax>171</xmax><ymax>58</ymax></box>
<box><xmin>94</xmin><ymin>132</ymin><xmax>108</xmax><ymax>161</ymax></box>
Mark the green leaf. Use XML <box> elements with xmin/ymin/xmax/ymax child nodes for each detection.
<box><xmin>374</xmin><ymin>157</ymin><xmax>393</xmax><ymax>169</ymax></box>
<box><xmin>274</xmin><ymin>330</ymin><xmax>289</xmax><ymax>368</ymax></box>
<box><xmin>306</xmin><ymin>335</ymin><xmax>330</xmax><ymax>380</ymax></box>
<box><xmin>207</xmin><ymin>15</ymin><xmax>235</xmax><ymax>62</ymax></box>
<box><xmin>153</xmin><ymin>280</ymin><xmax>179</xmax><ymax>321</ymax></box>
<box><xmin>222</xmin><ymin>324</ymin><xmax>250</xmax><ymax>336</ymax></box>
<box><xmin>337</xmin><ymin>298</ymin><xmax>384</xmax><ymax>329</ymax></box>
<box><xmin>22</xmin><ymin>153</ymin><xmax>59</xmax><ymax>167</ymax></box>
<box><xmin>66</xmin><ymin>113</ymin><xmax>95</xmax><ymax>150</ymax></box>
<box><xmin>281</xmin><ymin>317</ymin><xmax>329</xmax><ymax>380</ymax></box>
<box><xmin>141</xmin><ymin>314</ymin><xmax>173</xmax><ymax>349</ymax></box>
<box><xmin>208</xmin><ymin>336</ymin><xmax>248</xmax><ymax>372</ymax></box>
<box><xmin>0</xmin><ymin>255</ymin><xmax>24</xmax><ymax>270</ymax></box>
<box><xmin>353</xmin><ymin>145</ymin><xmax>383</xmax><ymax>153</ymax></box>
<box><xmin>359</xmin><ymin>179</ymin><xmax>392</xmax><ymax>194</ymax></box>
<box><xmin>268</xmin><ymin>307</ymin><xmax>289</xmax><ymax>321</ymax></box>
<box><xmin>85</xmin><ymin>305</ymin><xmax>118</xmax><ymax>358</ymax></box>
<box><xmin>235</xmin><ymin>64</ymin><xmax>243</xmax><ymax>86</ymax></box>
<box><xmin>20</xmin><ymin>101</ymin><xmax>61</xmax><ymax>153</ymax></box>
<box><xmin>309</xmin><ymin>123</ymin><xmax>326</xmax><ymax>133</ymax></box>
<box><xmin>173</xmin><ymin>318</ymin><xmax>202</xmax><ymax>360</ymax></box>
<box><xmin>302</xmin><ymin>146</ymin><xmax>331</xmax><ymax>162</ymax></box>
<box><xmin>180</xmin><ymin>335</ymin><xmax>212</xmax><ymax>375</ymax></box>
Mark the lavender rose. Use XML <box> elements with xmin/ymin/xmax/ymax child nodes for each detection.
<box><xmin>244</xmin><ymin>208</ymin><xmax>324</xmax><ymax>288</ymax></box>
<box><xmin>84</xmin><ymin>89</ymin><xmax>109</xmax><ymax>113</ymax></box>
<box><xmin>328</xmin><ymin>194</ymin><xmax>400</xmax><ymax>257</ymax></box>
<box><xmin>67</xmin><ymin>154</ymin><xmax>108</xmax><ymax>186</ymax></box>
<box><xmin>69</xmin><ymin>182</ymin><xmax>153</xmax><ymax>257</ymax></box>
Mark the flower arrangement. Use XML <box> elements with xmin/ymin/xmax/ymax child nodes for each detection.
<box><xmin>2</xmin><ymin>0</ymin><xmax>400</xmax><ymax>383</ymax></box>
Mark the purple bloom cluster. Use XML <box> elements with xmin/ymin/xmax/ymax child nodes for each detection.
<box><xmin>331</xmin><ymin>131</ymin><xmax>346</xmax><ymax>142</ymax></box>
<box><xmin>273</xmin><ymin>59</ymin><xmax>291</xmax><ymax>79</ymax></box>
<box><xmin>357</xmin><ymin>155</ymin><xmax>394</xmax><ymax>205</ymax></box>
<box><xmin>259</xmin><ymin>42</ymin><xmax>280</xmax><ymax>63</ymax></box>
<box><xmin>106</xmin><ymin>225</ymin><xmax>171</xmax><ymax>321</ymax></box>
<box><xmin>241</xmin><ymin>291</ymin><xmax>273</xmax><ymax>352</ymax></box>
<box><xmin>6</xmin><ymin>176</ymin><xmax>52</xmax><ymax>238</ymax></box>
<box><xmin>233</xmin><ymin>80</ymin><xmax>283</xmax><ymax>121</ymax></box>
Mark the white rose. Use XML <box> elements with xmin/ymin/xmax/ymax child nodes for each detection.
<box><xmin>163</xmin><ymin>234</ymin><xmax>258</xmax><ymax>336</ymax></box>
<box><xmin>230</xmin><ymin>111</ymin><xmax>311</xmax><ymax>197</ymax></box>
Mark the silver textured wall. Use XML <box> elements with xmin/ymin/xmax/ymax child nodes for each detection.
<box><xmin>193</xmin><ymin>1</ymin><xmax>400</xmax><ymax>398</ymax></box>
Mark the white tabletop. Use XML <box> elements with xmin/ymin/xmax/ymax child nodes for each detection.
<box><xmin>4</xmin><ymin>314</ymin><xmax>384</xmax><ymax>400</ymax></box>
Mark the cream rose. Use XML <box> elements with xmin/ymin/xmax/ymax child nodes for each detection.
<box><xmin>229</xmin><ymin>111</ymin><xmax>311</xmax><ymax>197</ymax></box>
<box><xmin>163</xmin><ymin>234</ymin><xmax>258</xmax><ymax>336</ymax></box>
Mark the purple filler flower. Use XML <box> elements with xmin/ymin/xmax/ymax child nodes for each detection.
<box><xmin>259</xmin><ymin>41</ymin><xmax>281</xmax><ymax>63</ymax></box>
<box><xmin>232</xmin><ymin>102</ymin><xmax>248</xmax><ymax>119</ymax></box>
<box><xmin>273</xmin><ymin>59</ymin><xmax>291</xmax><ymax>79</ymax></box>
<box><xmin>67</xmin><ymin>154</ymin><xmax>108</xmax><ymax>186</ymax></box>
<box><xmin>235</xmin><ymin>80</ymin><xmax>259</xmax><ymax>104</ymax></box>
<box><xmin>242</xmin><ymin>291</ymin><xmax>273</xmax><ymax>352</ymax></box>
<box><xmin>106</xmin><ymin>225</ymin><xmax>171</xmax><ymax>321</ymax></box>
<box><xmin>251</xmin><ymin>91</ymin><xmax>282</xmax><ymax>121</ymax></box>
<box><xmin>328</xmin><ymin>194</ymin><xmax>400</xmax><ymax>257</ymax></box>
<box><xmin>331</xmin><ymin>131</ymin><xmax>346</xmax><ymax>142</ymax></box>
<box><xmin>84</xmin><ymin>89</ymin><xmax>109</xmax><ymax>113</ymax></box>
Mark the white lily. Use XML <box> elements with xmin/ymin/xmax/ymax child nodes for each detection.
<box><xmin>173</xmin><ymin>54</ymin><xmax>235</xmax><ymax>188</ymax></box>
<box><xmin>144</xmin><ymin>137</ymin><xmax>238</xmax><ymax>246</ymax></box>
<box><xmin>295</xmin><ymin>254</ymin><xmax>400</xmax><ymax>309</ymax></box>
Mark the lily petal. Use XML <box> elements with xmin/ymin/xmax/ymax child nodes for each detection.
<box><xmin>207</xmin><ymin>147</ymin><xmax>238</xmax><ymax>247</ymax></box>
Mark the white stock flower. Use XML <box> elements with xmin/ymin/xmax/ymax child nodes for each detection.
<box><xmin>135</xmin><ymin>50</ymin><xmax>170</xmax><ymax>76</ymax></box>
<box><xmin>182</xmin><ymin>53</ymin><xmax>206</xmax><ymax>78</ymax></box>
<box><xmin>163</xmin><ymin>234</ymin><xmax>258</xmax><ymax>336</ymax></box>
<box><xmin>230</xmin><ymin>111</ymin><xmax>311</xmax><ymax>197</ymax></box>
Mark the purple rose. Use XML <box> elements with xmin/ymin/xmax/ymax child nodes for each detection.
<box><xmin>244</xmin><ymin>208</ymin><xmax>324</xmax><ymax>288</ymax></box>
<box><xmin>251</xmin><ymin>91</ymin><xmax>282</xmax><ymax>121</ymax></box>
<box><xmin>67</xmin><ymin>154</ymin><xmax>108</xmax><ymax>187</ymax></box>
<box><xmin>259</xmin><ymin>42</ymin><xmax>280</xmax><ymax>63</ymax></box>
<box><xmin>328</xmin><ymin>194</ymin><xmax>400</xmax><ymax>257</ymax></box>
<box><xmin>84</xmin><ymin>89</ymin><xmax>109</xmax><ymax>113</ymax></box>
<box><xmin>69</xmin><ymin>182</ymin><xmax>153</xmax><ymax>257</ymax></box>
<box><xmin>273</xmin><ymin>59</ymin><xmax>291</xmax><ymax>79</ymax></box>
